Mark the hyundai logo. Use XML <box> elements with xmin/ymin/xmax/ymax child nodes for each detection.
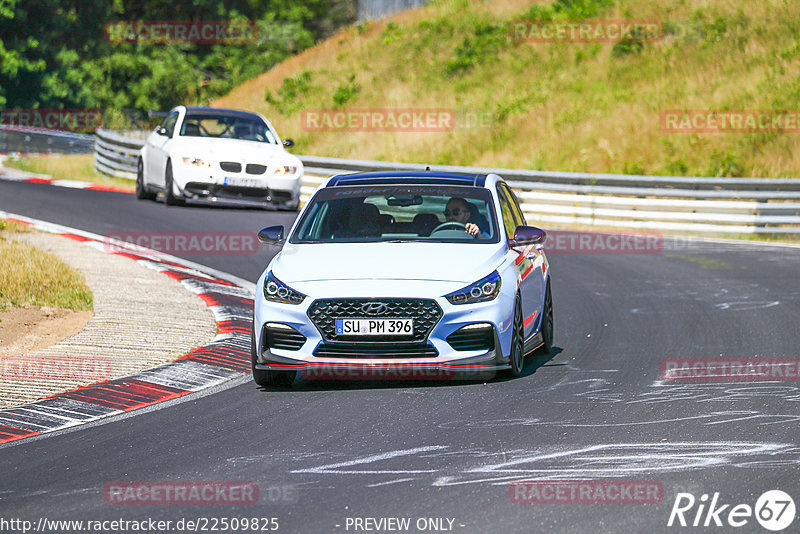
<box><xmin>361</xmin><ymin>302</ymin><xmax>389</xmax><ymax>316</ymax></box>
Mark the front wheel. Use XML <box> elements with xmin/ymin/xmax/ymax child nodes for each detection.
<box><xmin>163</xmin><ymin>160</ymin><xmax>183</xmax><ymax>206</ymax></box>
<box><xmin>504</xmin><ymin>294</ymin><xmax>525</xmax><ymax>378</ymax></box>
<box><xmin>536</xmin><ymin>282</ymin><xmax>554</xmax><ymax>355</ymax></box>
<box><xmin>251</xmin><ymin>330</ymin><xmax>296</xmax><ymax>388</ymax></box>
<box><xmin>136</xmin><ymin>158</ymin><xmax>156</xmax><ymax>200</ymax></box>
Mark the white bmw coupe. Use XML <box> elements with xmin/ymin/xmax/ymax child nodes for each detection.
<box><xmin>137</xmin><ymin>106</ymin><xmax>303</xmax><ymax>210</ymax></box>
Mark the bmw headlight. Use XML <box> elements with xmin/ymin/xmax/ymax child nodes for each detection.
<box><xmin>445</xmin><ymin>271</ymin><xmax>502</xmax><ymax>305</ymax></box>
<box><xmin>181</xmin><ymin>156</ymin><xmax>210</xmax><ymax>167</ymax></box>
<box><xmin>272</xmin><ymin>165</ymin><xmax>297</xmax><ymax>176</ymax></box>
<box><xmin>263</xmin><ymin>272</ymin><xmax>306</xmax><ymax>305</ymax></box>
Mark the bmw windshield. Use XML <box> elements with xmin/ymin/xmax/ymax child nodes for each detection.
<box><xmin>179</xmin><ymin>113</ymin><xmax>278</xmax><ymax>144</ymax></box>
<box><xmin>290</xmin><ymin>184</ymin><xmax>498</xmax><ymax>243</ymax></box>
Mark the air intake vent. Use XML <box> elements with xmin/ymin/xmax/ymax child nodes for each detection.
<box><xmin>262</xmin><ymin>323</ymin><xmax>306</xmax><ymax>351</ymax></box>
<box><xmin>446</xmin><ymin>324</ymin><xmax>494</xmax><ymax>352</ymax></box>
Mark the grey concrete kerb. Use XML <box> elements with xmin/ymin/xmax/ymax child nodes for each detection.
<box><xmin>0</xmin><ymin>230</ymin><xmax>218</xmax><ymax>408</ymax></box>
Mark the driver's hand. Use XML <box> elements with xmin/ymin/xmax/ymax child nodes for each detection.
<box><xmin>465</xmin><ymin>223</ymin><xmax>479</xmax><ymax>237</ymax></box>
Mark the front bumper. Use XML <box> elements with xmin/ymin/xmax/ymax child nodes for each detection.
<box><xmin>253</xmin><ymin>289</ymin><xmax>516</xmax><ymax>381</ymax></box>
<box><xmin>173</xmin><ymin>166</ymin><xmax>301</xmax><ymax>209</ymax></box>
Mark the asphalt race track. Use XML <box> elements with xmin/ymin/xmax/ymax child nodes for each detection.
<box><xmin>1</xmin><ymin>179</ymin><xmax>799</xmax><ymax>533</ymax></box>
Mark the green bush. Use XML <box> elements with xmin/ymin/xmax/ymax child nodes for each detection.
<box><xmin>444</xmin><ymin>23</ymin><xmax>507</xmax><ymax>76</ymax></box>
<box><xmin>265</xmin><ymin>70</ymin><xmax>314</xmax><ymax>116</ymax></box>
<box><xmin>332</xmin><ymin>74</ymin><xmax>359</xmax><ymax>107</ymax></box>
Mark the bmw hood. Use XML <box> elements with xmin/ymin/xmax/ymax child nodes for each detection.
<box><xmin>169</xmin><ymin>137</ymin><xmax>301</xmax><ymax>167</ymax></box>
<box><xmin>271</xmin><ymin>243</ymin><xmax>505</xmax><ymax>285</ymax></box>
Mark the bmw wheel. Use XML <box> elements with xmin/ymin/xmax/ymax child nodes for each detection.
<box><xmin>136</xmin><ymin>158</ymin><xmax>156</xmax><ymax>200</ymax></box>
<box><xmin>163</xmin><ymin>160</ymin><xmax>183</xmax><ymax>206</ymax></box>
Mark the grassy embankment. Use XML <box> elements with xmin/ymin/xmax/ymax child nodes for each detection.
<box><xmin>0</xmin><ymin>219</ymin><xmax>93</xmax><ymax>313</ymax></box>
<box><xmin>214</xmin><ymin>0</ymin><xmax>800</xmax><ymax>178</ymax></box>
<box><xmin>2</xmin><ymin>154</ymin><xmax>135</xmax><ymax>191</ymax></box>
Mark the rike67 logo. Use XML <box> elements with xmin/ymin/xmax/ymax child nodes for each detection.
<box><xmin>668</xmin><ymin>490</ymin><xmax>796</xmax><ymax>531</ymax></box>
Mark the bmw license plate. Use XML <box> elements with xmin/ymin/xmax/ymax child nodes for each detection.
<box><xmin>223</xmin><ymin>176</ymin><xmax>263</xmax><ymax>188</ymax></box>
<box><xmin>335</xmin><ymin>318</ymin><xmax>413</xmax><ymax>336</ymax></box>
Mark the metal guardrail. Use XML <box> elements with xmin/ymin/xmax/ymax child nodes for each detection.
<box><xmin>0</xmin><ymin>126</ymin><xmax>94</xmax><ymax>155</ymax></box>
<box><xmin>93</xmin><ymin>129</ymin><xmax>800</xmax><ymax>234</ymax></box>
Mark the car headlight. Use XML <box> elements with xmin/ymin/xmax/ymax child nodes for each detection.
<box><xmin>445</xmin><ymin>271</ymin><xmax>502</xmax><ymax>305</ymax></box>
<box><xmin>263</xmin><ymin>272</ymin><xmax>306</xmax><ymax>305</ymax></box>
<box><xmin>181</xmin><ymin>157</ymin><xmax>210</xmax><ymax>167</ymax></box>
<box><xmin>272</xmin><ymin>165</ymin><xmax>297</xmax><ymax>175</ymax></box>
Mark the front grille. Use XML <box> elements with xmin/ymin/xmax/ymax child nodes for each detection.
<box><xmin>262</xmin><ymin>324</ymin><xmax>306</xmax><ymax>351</ymax></box>
<box><xmin>307</xmin><ymin>298</ymin><xmax>442</xmax><ymax>343</ymax></box>
<box><xmin>246</xmin><ymin>164</ymin><xmax>266</xmax><ymax>175</ymax></box>
<box><xmin>220</xmin><ymin>161</ymin><xmax>242</xmax><ymax>173</ymax></box>
<box><xmin>447</xmin><ymin>325</ymin><xmax>495</xmax><ymax>351</ymax></box>
<box><xmin>314</xmin><ymin>342</ymin><xmax>438</xmax><ymax>358</ymax></box>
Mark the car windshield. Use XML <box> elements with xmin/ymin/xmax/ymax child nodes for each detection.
<box><xmin>179</xmin><ymin>113</ymin><xmax>277</xmax><ymax>144</ymax></box>
<box><xmin>290</xmin><ymin>184</ymin><xmax>498</xmax><ymax>244</ymax></box>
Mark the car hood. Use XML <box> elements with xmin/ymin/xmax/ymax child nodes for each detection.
<box><xmin>169</xmin><ymin>137</ymin><xmax>301</xmax><ymax>166</ymax></box>
<box><xmin>271</xmin><ymin>243</ymin><xmax>506</xmax><ymax>285</ymax></box>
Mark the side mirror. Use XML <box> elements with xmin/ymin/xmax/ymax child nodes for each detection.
<box><xmin>282</xmin><ymin>138</ymin><xmax>294</xmax><ymax>148</ymax></box>
<box><xmin>258</xmin><ymin>225</ymin><xmax>284</xmax><ymax>244</ymax></box>
<box><xmin>156</xmin><ymin>126</ymin><xmax>168</xmax><ymax>136</ymax></box>
<box><xmin>509</xmin><ymin>226</ymin><xmax>546</xmax><ymax>247</ymax></box>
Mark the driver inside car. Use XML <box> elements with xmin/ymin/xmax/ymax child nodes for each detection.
<box><xmin>444</xmin><ymin>197</ymin><xmax>483</xmax><ymax>238</ymax></box>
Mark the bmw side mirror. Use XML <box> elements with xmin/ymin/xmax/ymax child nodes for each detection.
<box><xmin>509</xmin><ymin>226</ymin><xmax>546</xmax><ymax>247</ymax></box>
<box><xmin>282</xmin><ymin>138</ymin><xmax>294</xmax><ymax>148</ymax></box>
<box><xmin>258</xmin><ymin>225</ymin><xmax>284</xmax><ymax>244</ymax></box>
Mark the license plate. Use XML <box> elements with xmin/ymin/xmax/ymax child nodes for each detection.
<box><xmin>335</xmin><ymin>318</ymin><xmax>413</xmax><ymax>336</ymax></box>
<box><xmin>224</xmin><ymin>176</ymin><xmax>262</xmax><ymax>188</ymax></box>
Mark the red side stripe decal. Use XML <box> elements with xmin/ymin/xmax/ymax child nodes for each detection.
<box><xmin>63</xmin><ymin>379</ymin><xmax>189</xmax><ymax>411</ymax></box>
<box><xmin>520</xmin><ymin>264</ymin><xmax>535</xmax><ymax>281</ymax></box>
<box><xmin>523</xmin><ymin>310</ymin><xmax>538</xmax><ymax>328</ymax></box>
<box><xmin>0</xmin><ymin>425</ymin><xmax>40</xmax><ymax>444</ymax></box>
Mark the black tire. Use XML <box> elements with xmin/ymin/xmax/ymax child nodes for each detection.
<box><xmin>163</xmin><ymin>160</ymin><xmax>182</xmax><ymax>206</ymax></box>
<box><xmin>537</xmin><ymin>281</ymin><xmax>554</xmax><ymax>355</ymax></box>
<box><xmin>505</xmin><ymin>294</ymin><xmax>525</xmax><ymax>377</ymax></box>
<box><xmin>135</xmin><ymin>158</ymin><xmax>156</xmax><ymax>200</ymax></box>
<box><xmin>251</xmin><ymin>330</ymin><xmax>296</xmax><ymax>388</ymax></box>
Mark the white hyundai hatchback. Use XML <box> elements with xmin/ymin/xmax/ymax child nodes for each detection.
<box><xmin>252</xmin><ymin>171</ymin><xmax>554</xmax><ymax>387</ymax></box>
<box><xmin>137</xmin><ymin>106</ymin><xmax>303</xmax><ymax>210</ymax></box>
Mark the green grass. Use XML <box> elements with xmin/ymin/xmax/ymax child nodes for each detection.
<box><xmin>0</xmin><ymin>220</ymin><xmax>93</xmax><ymax>312</ymax></box>
<box><xmin>213</xmin><ymin>0</ymin><xmax>800</xmax><ymax>178</ymax></box>
<box><xmin>3</xmin><ymin>154</ymin><xmax>136</xmax><ymax>191</ymax></box>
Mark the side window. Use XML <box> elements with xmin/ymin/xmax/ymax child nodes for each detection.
<box><xmin>160</xmin><ymin>112</ymin><xmax>179</xmax><ymax>138</ymax></box>
<box><xmin>500</xmin><ymin>183</ymin><xmax>527</xmax><ymax>226</ymax></box>
<box><xmin>497</xmin><ymin>188</ymin><xmax>518</xmax><ymax>240</ymax></box>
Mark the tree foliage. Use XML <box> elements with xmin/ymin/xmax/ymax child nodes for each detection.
<box><xmin>0</xmin><ymin>0</ymin><xmax>355</xmax><ymax>122</ymax></box>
